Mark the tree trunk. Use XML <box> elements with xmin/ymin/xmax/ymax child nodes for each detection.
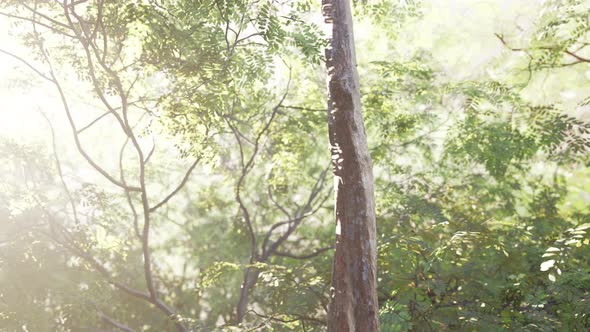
<box><xmin>322</xmin><ymin>0</ymin><xmax>380</xmax><ymax>331</ymax></box>
<box><xmin>236</xmin><ymin>267</ymin><xmax>260</xmax><ymax>323</ymax></box>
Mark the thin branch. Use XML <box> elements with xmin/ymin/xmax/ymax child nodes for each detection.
<box><xmin>564</xmin><ymin>49</ymin><xmax>590</xmax><ymax>63</ymax></box>
<box><xmin>95</xmin><ymin>306</ymin><xmax>137</xmax><ymax>332</ymax></box>
<box><xmin>495</xmin><ymin>33</ymin><xmax>523</xmax><ymax>52</ymax></box>
<box><xmin>245</xmin><ymin>309</ymin><xmax>326</xmax><ymax>327</ymax></box>
<box><xmin>0</xmin><ymin>11</ymin><xmax>76</xmax><ymax>38</ymax></box>
<box><xmin>44</xmin><ymin>49</ymin><xmax>140</xmax><ymax>191</ymax></box>
<box><xmin>144</xmin><ymin>138</ymin><xmax>156</xmax><ymax>164</ymax></box>
<box><xmin>77</xmin><ymin>111</ymin><xmax>111</xmax><ymax>133</ymax></box>
<box><xmin>495</xmin><ymin>33</ymin><xmax>590</xmax><ymax>66</ymax></box>
<box><xmin>0</xmin><ymin>49</ymin><xmax>53</xmax><ymax>82</ymax></box>
<box><xmin>77</xmin><ymin>98</ymin><xmax>159</xmax><ymax>134</ymax></box>
<box><xmin>267</xmin><ymin>184</ymin><xmax>292</xmax><ymax>220</ymax></box>
<box><xmin>21</xmin><ymin>2</ymin><xmax>72</xmax><ymax>30</ymax></box>
<box><xmin>64</xmin><ymin>0</ymin><xmax>92</xmax><ymax>8</ymax></box>
<box><xmin>279</xmin><ymin>105</ymin><xmax>326</xmax><ymax>113</ymax></box>
<box><xmin>263</xmin><ymin>166</ymin><xmax>330</xmax><ymax>258</ymax></box>
<box><xmin>273</xmin><ymin>245</ymin><xmax>334</xmax><ymax>260</ymax></box>
<box><xmin>149</xmin><ymin>156</ymin><xmax>202</xmax><ymax>213</ymax></box>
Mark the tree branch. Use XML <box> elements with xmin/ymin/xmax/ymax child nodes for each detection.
<box><xmin>495</xmin><ymin>33</ymin><xmax>590</xmax><ymax>66</ymax></box>
<box><xmin>0</xmin><ymin>49</ymin><xmax>53</xmax><ymax>82</ymax></box>
<box><xmin>273</xmin><ymin>245</ymin><xmax>334</xmax><ymax>260</ymax></box>
<box><xmin>149</xmin><ymin>155</ymin><xmax>202</xmax><ymax>213</ymax></box>
<box><xmin>0</xmin><ymin>11</ymin><xmax>76</xmax><ymax>38</ymax></box>
<box><xmin>94</xmin><ymin>306</ymin><xmax>137</xmax><ymax>332</ymax></box>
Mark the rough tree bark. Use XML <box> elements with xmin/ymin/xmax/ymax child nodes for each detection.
<box><xmin>322</xmin><ymin>0</ymin><xmax>380</xmax><ymax>331</ymax></box>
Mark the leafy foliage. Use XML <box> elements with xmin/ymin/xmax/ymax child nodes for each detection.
<box><xmin>0</xmin><ymin>0</ymin><xmax>589</xmax><ymax>331</ymax></box>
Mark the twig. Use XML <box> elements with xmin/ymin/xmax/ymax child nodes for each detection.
<box><xmin>149</xmin><ymin>155</ymin><xmax>202</xmax><ymax>213</ymax></box>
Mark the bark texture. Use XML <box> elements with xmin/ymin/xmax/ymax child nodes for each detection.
<box><xmin>322</xmin><ymin>0</ymin><xmax>380</xmax><ymax>331</ymax></box>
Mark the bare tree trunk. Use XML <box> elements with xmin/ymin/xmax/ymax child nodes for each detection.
<box><xmin>322</xmin><ymin>0</ymin><xmax>380</xmax><ymax>331</ymax></box>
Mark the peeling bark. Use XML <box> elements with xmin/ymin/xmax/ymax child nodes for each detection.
<box><xmin>322</xmin><ymin>0</ymin><xmax>380</xmax><ymax>331</ymax></box>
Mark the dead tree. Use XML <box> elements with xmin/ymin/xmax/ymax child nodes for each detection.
<box><xmin>322</xmin><ymin>0</ymin><xmax>380</xmax><ymax>331</ymax></box>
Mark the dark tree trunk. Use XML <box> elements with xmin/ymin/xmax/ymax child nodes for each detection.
<box><xmin>322</xmin><ymin>0</ymin><xmax>380</xmax><ymax>331</ymax></box>
<box><xmin>236</xmin><ymin>267</ymin><xmax>260</xmax><ymax>323</ymax></box>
